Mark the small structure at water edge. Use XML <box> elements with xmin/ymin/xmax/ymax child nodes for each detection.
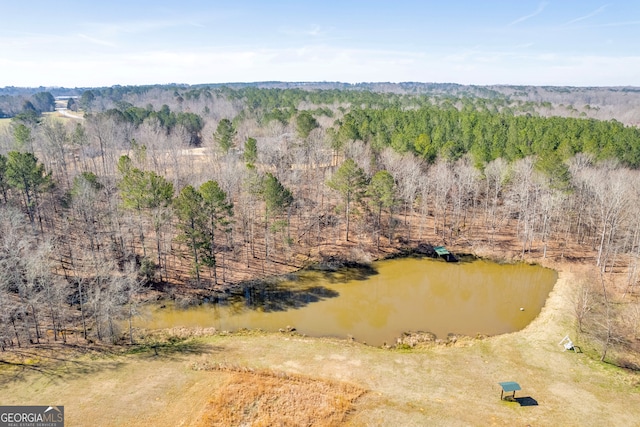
<box><xmin>559</xmin><ymin>335</ymin><xmax>581</xmax><ymax>353</ymax></box>
<box><xmin>498</xmin><ymin>381</ymin><xmax>521</xmax><ymax>401</ymax></box>
<box><xmin>433</xmin><ymin>246</ymin><xmax>458</xmax><ymax>262</ymax></box>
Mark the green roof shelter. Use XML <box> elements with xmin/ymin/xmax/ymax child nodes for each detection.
<box><xmin>433</xmin><ymin>246</ymin><xmax>458</xmax><ymax>262</ymax></box>
<box><xmin>498</xmin><ymin>381</ymin><xmax>521</xmax><ymax>401</ymax></box>
<box><xmin>433</xmin><ymin>246</ymin><xmax>450</xmax><ymax>256</ymax></box>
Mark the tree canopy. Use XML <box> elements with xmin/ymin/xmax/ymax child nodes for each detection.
<box><xmin>214</xmin><ymin>118</ymin><xmax>236</xmax><ymax>153</ymax></box>
<box><xmin>296</xmin><ymin>111</ymin><xmax>319</xmax><ymax>138</ymax></box>
<box><xmin>336</xmin><ymin>106</ymin><xmax>640</xmax><ymax>168</ymax></box>
<box><xmin>5</xmin><ymin>151</ymin><xmax>52</xmax><ymax>223</ymax></box>
<box><xmin>327</xmin><ymin>159</ymin><xmax>368</xmax><ymax>241</ymax></box>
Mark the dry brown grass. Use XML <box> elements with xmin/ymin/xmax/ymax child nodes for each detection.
<box><xmin>194</xmin><ymin>364</ymin><xmax>365</xmax><ymax>426</ymax></box>
<box><xmin>1</xmin><ymin>272</ymin><xmax>640</xmax><ymax>427</ymax></box>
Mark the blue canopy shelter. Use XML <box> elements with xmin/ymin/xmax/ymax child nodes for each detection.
<box><xmin>498</xmin><ymin>381</ymin><xmax>521</xmax><ymax>401</ymax></box>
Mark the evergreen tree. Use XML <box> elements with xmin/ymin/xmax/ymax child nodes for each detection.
<box><xmin>535</xmin><ymin>152</ymin><xmax>572</xmax><ymax>192</ymax></box>
<box><xmin>5</xmin><ymin>151</ymin><xmax>52</xmax><ymax>225</ymax></box>
<box><xmin>79</xmin><ymin>90</ymin><xmax>95</xmax><ymax>111</ymax></box>
<box><xmin>244</xmin><ymin>137</ymin><xmax>258</xmax><ymax>166</ymax></box>
<box><xmin>263</xmin><ymin>173</ymin><xmax>293</xmax><ymax>215</ymax></box>
<box><xmin>117</xmin><ymin>155</ymin><xmax>174</xmax><ymax>272</ymax></box>
<box><xmin>262</xmin><ymin>173</ymin><xmax>293</xmax><ymax>260</ymax></box>
<box><xmin>67</xmin><ymin>98</ymin><xmax>78</xmax><ymax>111</ymax></box>
<box><xmin>176</xmin><ymin>112</ymin><xmax>204</xmax><ymax>146</ymax></box>
<box><xmin>296</xmin><ymin>111</ymin><xmax>319</xmax><ymax>138</ymax></box>
<box><xmin>367</xmin><ymin>170</ymin><xmax>397</xmax><ymax>246</ymax></box>
<box><xmin>12</xmin><ymin>124</ymin><xmax>33</xmax><ymax>151</ymax></box>
<box><xmin>327</xmin><ymin>159</ymin><xmax>368</xmax><ymax>241</ymax></box>
<box><xmin>173</xmin><ymin>185</ymin><xmax>207</xmax><ymax>287</ymax></box>
<box><xmin>199</xmin><ymin>180</ymin><xmax>234</xmax><ymax>284</ymax></box>
<box><xmin>214</xmin><ymin>118</ymin><xmax>236</xmax><ymax>154</ymax></box>
<box><xmin>31</xmin><ymin>92</ymin><xmax>55</xmax><ymax>113</ymax></box>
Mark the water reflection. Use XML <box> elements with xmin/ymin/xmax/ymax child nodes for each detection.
<box><xmin>140</xmin><ymin>258</ymin><xmax>557</xmax><ymax>346</ymax></box>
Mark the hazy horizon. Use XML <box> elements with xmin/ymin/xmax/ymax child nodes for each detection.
<box><xmin>3</xmin><ymin>81</ymin><xmax>640</xmax><ymax>92</ymax></box>
<box><xmin>2</xmin><ymin>1</ymin><xmax>639</xmax><ymax>88</ymax></box>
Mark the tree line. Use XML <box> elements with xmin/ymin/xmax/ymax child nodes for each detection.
<box><xmin>0</xmin><ymin>91</ymin><xmax>55</xmax><ymax>118</ymax></box>
<box><xmin>333</xmin><ymin>106</ymin><xmax>640</xmax><ymax>168</ymax></box>
<box><xmin>0</xmin><ymin>85</ymin><xmax>638</xmax><ymax>364</ymax></box>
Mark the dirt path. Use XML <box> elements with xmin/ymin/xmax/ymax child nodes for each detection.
<box><xmin>55</xmin><ymin>108</ymin><xmax>84</xmax><ymax>120</ymax></box>
<box><xmin>1</xmin><ymin>264</ymin><xmax>639</xmax><ymax>426</ymax></box>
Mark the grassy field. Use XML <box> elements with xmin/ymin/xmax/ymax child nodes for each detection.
<box><xmin>1</xmin><ymin>262</ymin><xmax>639</xmax><ymax>426</ymax></box>
<box><xmin>0</xmin><ymin>112</ymin><xmax>82</xmax><ymax>132</ymax></box>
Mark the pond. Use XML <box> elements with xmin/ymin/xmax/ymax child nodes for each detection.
<box><xmin>139</xmin><ymin>257</ymin><xmax>557</xmax><ymax>347</ymax></box>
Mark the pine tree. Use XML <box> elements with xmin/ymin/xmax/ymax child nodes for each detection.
<box><xmin>327</xmin><ymin>159</ymin><xmax>368</xmax><ymax>241</ymax></box>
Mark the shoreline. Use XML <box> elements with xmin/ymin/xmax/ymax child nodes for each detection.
<box><xmin>135</xmin><ymin>253</ymin><xmax>563</xmax><ymax>349</ymax></box>
<box><xmin>3</xmin><ymin>259</ymin><xmax>640</xmax><ymax>426</ymax></box>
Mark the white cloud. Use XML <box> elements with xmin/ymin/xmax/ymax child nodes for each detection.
<box><xmin>564</xmin><ymin>4</ymin><xmax>609</xmax><ymax>25</ymax></box>
<box><xmin>277</xmin><ymin>24</ymin><xmax>331</xmax><ymax>39</ymax></box>
<box><xmin>588</xmin><ymin>20</ymin><xmax>640</xmax><ymax>28</ymax></box>
<box><xmin>509</xmin><ymin>2</ymin><xmax>549</xmax><ymax>26</ymax></box>
<box><xmin>2</xmin><ymin>42</ymin><xmax>639</xmax><ymax>87</ymax></box>
<box><xmin>79</xmin><ymin>18</ymin><xmax>192</xmax><ymax>36</ymax></box>
<box><xmin>77</xmin><ymin>33</ymin><xmax>117</xmax><ymax>47</ymax></box>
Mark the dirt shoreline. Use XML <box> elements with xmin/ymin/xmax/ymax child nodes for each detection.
<box><xmin>1</xmin><ymin>258</ymin><xmax>640</xmax><ymax>426</ymax></box>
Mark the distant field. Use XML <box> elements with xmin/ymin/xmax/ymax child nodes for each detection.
<box><xmin>0</xmin><ymin>118</ymin><xmax>11</xmax><ymax>129</ymax></box>
<box><xmin>0</xmin><ymin>112</ymin><xmax>82</xmax><ymax>132</ymax></box>
<box><xmin>43</xmin><ymin>110</ymin><xmax>85</xmax><ymax>121</ymax></box>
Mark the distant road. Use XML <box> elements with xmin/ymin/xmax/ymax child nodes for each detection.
<box><xmin>56</xmin><ymin>108</ymin><xmax>84</xmax><ymax>120</ymax></box>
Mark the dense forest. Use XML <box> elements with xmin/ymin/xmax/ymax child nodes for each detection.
<box><xmin>0</xmin><ymin>84</ymin><xmax>639</xmax><ymax>365</ymax></box>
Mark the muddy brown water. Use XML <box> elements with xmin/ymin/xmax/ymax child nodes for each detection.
<box><xmin>139</xmin><ymin>258</ymin><xmax>557</xmax><ymax>346</ymax></box>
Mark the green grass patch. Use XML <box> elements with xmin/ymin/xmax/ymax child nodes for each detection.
<box><xmin>125</xmin><ymin>335</ymin><xmax>209</xmax><ymax>356</ymax></box>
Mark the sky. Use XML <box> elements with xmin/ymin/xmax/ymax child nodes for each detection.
<box><xmin>1</xmin><ymin>0</ymin><xmax>639</xmax><ymax>88</ymax></box>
